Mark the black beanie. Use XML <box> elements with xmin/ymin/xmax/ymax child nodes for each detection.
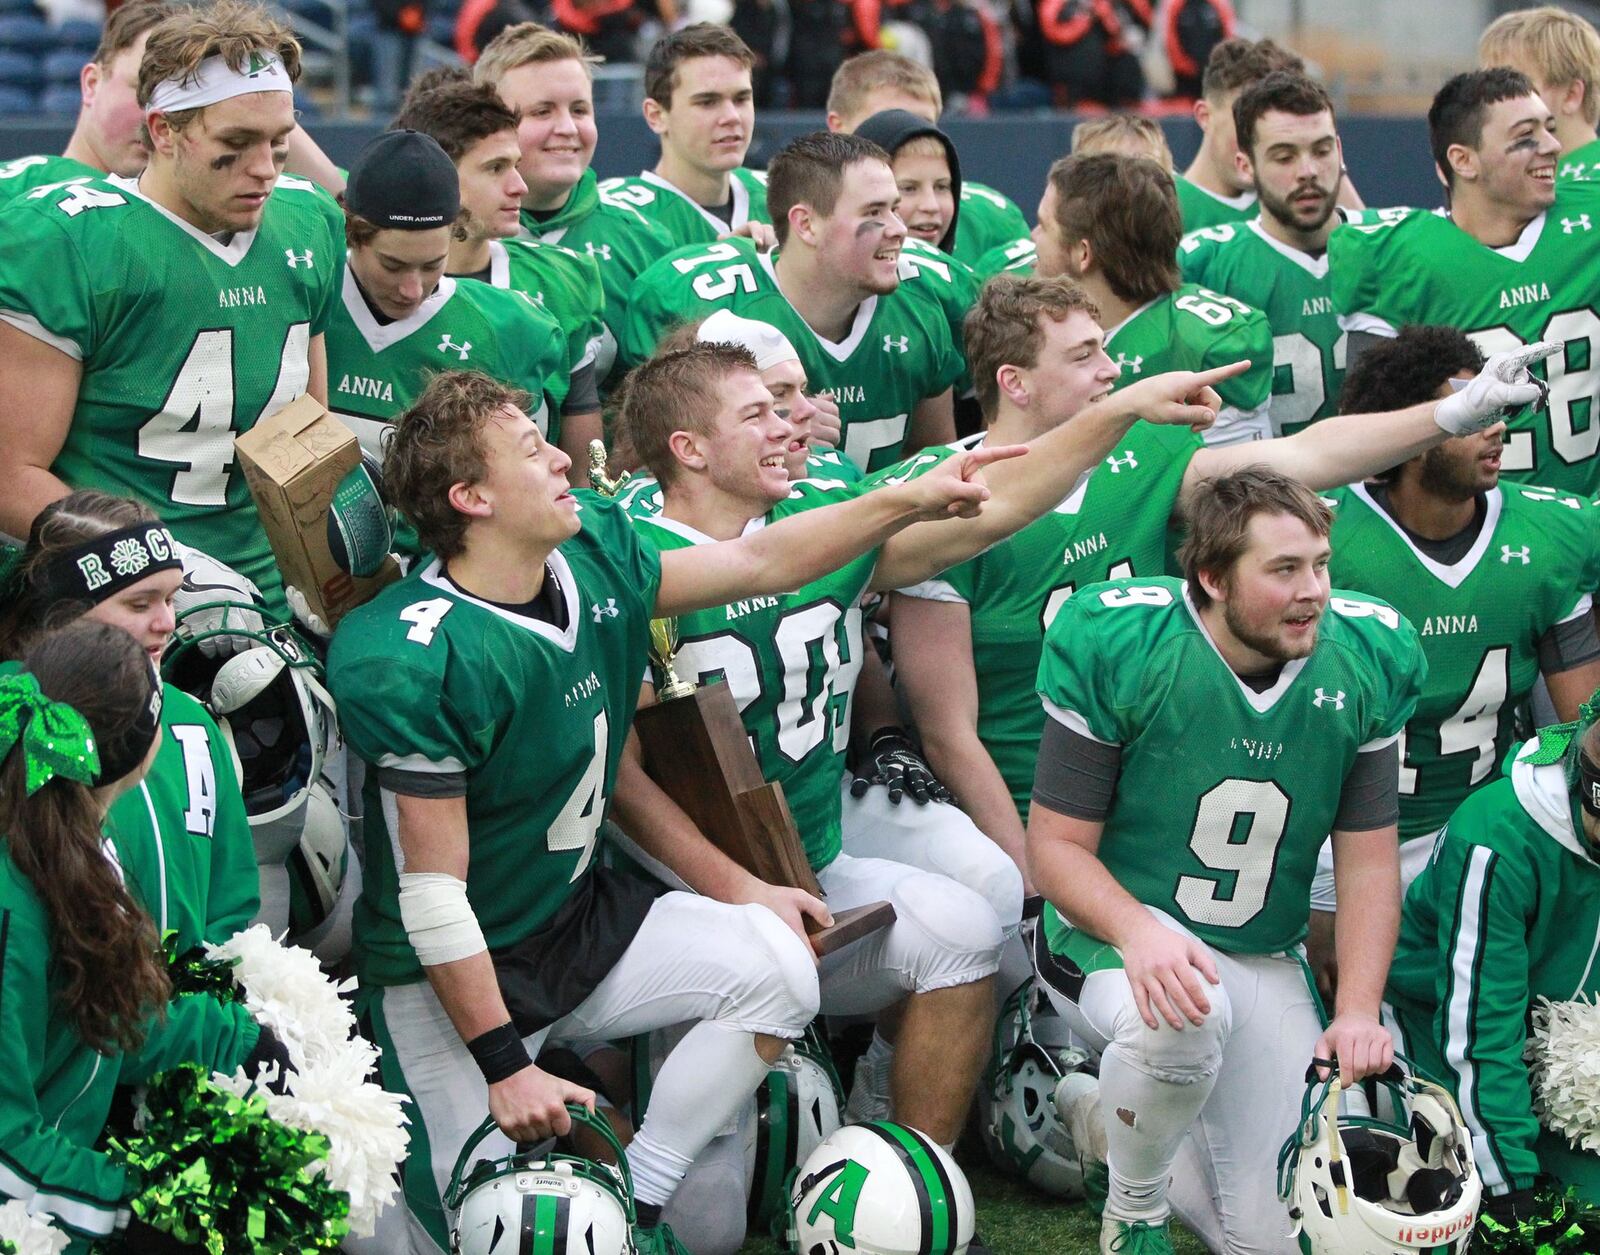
<box><xmin>852</xmin><ymin>108</ymin><xmax>964</xmax><ymax>253</ymax></box>
<box><xmin>345</xmin><ymin>129</ymin><xmax>461</xmax><ymax>228</ymax></box>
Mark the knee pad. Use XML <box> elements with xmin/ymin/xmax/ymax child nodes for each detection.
<box><xmin>887</xmin><ymin>871</ymin><xmax>1004</xmax><ymax>993</ymax></box>
<box><xmin>725</xmin><ymin>904</ymin><xmax>822</xmax><ymax>1031</ymax></box>
<box><xmin>1108</xmin><ymin>979</ymin><xmax>1232</xmax><ymax>1085</ymax></box>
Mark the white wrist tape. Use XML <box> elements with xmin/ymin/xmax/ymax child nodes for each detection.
<box><xmin>399</xmin><ymin>871</ymin><xmax>487</xmax><ymax>966</ymax></box>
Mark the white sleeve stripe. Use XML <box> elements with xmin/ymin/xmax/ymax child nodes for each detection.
<box><xmin>1358</xmin><ymin>730</ymin><xmax>1402</xmax><ymax>753</ymax></box>
<box><xmin>1337</xmin><ymin>311</ymin><xmax>1398</xmax><ymax>337</ymax></box>
<box><xmin>0</xmin><ymin>1159</ymin><xmax>121</xmax><ymax>1236</ymax></box>
<box><xmin>0</xmin><ymin>310</ymin><xmax>83</xmax><ymax>361</ymax></box>
<box><xmin>1558</xmin><ymin>592</ymin><xmax>1594</xmax><ymax>624</ymax></box>
<box><xmin>375</xmin><ymin>751</ymin><xmax>467</xmax><ymax>774</ymax></box>
<box><xmin>1041</xmin><ymin>699</ymin><xmax>1118</xmax><ymax>745</ymax></box>
<box><xmin>895</xmin><ymin>577</ymin><xmax>968</xmax><ymax>603</ymax></box>
<box><xmin>1443</xmin><ymin>844</ymin><xmax>1505</xmax><ymax>1192</ymax></box>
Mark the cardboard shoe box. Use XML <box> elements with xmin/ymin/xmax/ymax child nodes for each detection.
<box><xmin>236</xmin><ymin>396</ymin><xmax>400</xmax><ymax>628</ymax></box>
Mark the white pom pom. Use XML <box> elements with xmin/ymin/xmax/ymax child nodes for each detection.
<box><xmin>1528</xmin><ymin>994</ymin><xmax>1600</xmax><ymax>1151</ymax></box>
<box><xmin>205</xmin><ymin>924</ymin><xmax>410</xmax><ymax>1234</ymax></box>
<box><xmin>0</xmin><ymin>1201</ymin><xmax>70</xmax><ymax>1255</ymax></box>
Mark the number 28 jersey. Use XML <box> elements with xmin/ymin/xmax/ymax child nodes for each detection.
<box><xmin>327</xmin><ymin>495</ymin><xmax>662</xmax><ymax>987</ymax></box>
<box><xmin>0</xmin><ymin>173</ymin><xmax>341</xmax><ymax>609</ymax></box>
<box><xmin>1038</xmin><ymin>578</ymin><xmax>1424</xmax><ymax>955</ymax></box>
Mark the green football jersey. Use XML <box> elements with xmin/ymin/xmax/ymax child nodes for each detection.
<box><xmin>621</xmin><ymin>238</ymin><xmax>964</xmax><ymax>472</ymax></box>
<box><xmin>897</xmin><ymin>424</ymin><xmax>1201</xmax><ymax>820</ymax></box>
<box><xmin>1558</xmin><ymin>136</ymin><xmax>1600</xmax><ymax>182</ymax></box>
<box><xmin>329</xmin><ymin>493</ymin><xmax>663</xmax><ymax>987</ymax></box>
<box><xmin>0</xmin><ymin>173</ymin><xmax>341</xmax><ymax>613</ymax></box>
<box><xmin>326</xmin><ymin>266</ymin><xmax>570</xmax><ymax>458</ymax></box>
<box><xmin>1330</xmin><ymin>184</ymin><xmax>1600</xmax><ymax>493</ymax></box>
<box><xmin>1327</xmin><ymin>482</ymin><xmax>1600</xmax><ymax>842</ymax></box>
<box><xmin>1105</xmin><ymin>284</ymin><xmax>1275</xmax><ymax>444</ymax></box>
<box><xmin>470</xmin><ymin>237</ymin><xmax>606</xmax><ymax>391</ymax></box>
<box><xmin>519</xmin><ymin>169</ymin><xmax>675</xmax><ymax>383</ymax></box>
<box><xmin>950</xmin><ymin>180</ymin><xmax>1031</xmax><ymax>269</ymax></box>
<box><xmin>1174</xmin><ymin>174</ymin><xmax>1258</xmax><ymax>232</ymax></box>
<box><xmin>107</xmin><ymin>684</ymin><xmax>260</xmax><ymax>951</ymax></box>
<box><xmin>1387</xmin><ymin>746</ymin><xmax>1600</xmax><ymax>1200</ymax></box>
<box><xmin>1179</xmin><ymin>218</ymin><xmax>1344</xmax><ymax>434</ymax></box>
<box><xmin>1039</xmin><ymin>576</ymin><xmax>1425</xmax><ymax>954</ymax></box>
<box><xmin>630</xmin><ymin>479</ymin><xmax>872</xmax><ymax>870</ymax></box>
<box><xmin>0</xmin><ymin>154</ymin><xmax>98</xmax><ymax>206</ymax></box>
<box><xmin>971</xmin><ymin>237</ymin><xmax>1037</xmax><ymax>283</ymax></box>
<box><xmin>599</xmin><ymin>167</ymin><xmax>770</xmax><ymax>246</ymax></box>
<box><xmin>614</xmin><ymin>448</ymin><xmax>864</xmax><ymax>519</ymax></box>
<box><xmin>897</xmin><ymin>237</ymin><xmax>978</xmax><ymax>388</ymax></box>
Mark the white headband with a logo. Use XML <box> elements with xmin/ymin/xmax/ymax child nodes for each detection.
<box><xmin>146</xmin><ymin>50</ymin><xmax>293</xmax><ymax>115</ymax></box>
<box><xmin>697</xmin><ymin>309</ymin><xmax>800</xmax><ymax>372</ymax></box>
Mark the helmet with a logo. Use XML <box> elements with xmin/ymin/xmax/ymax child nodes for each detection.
<box><xmin>785</xmin><ymin>1122</ymin><xmax>974</xmax><ymax>1255</ymax></box>
<box><xmin>1277</xmin><ymin>1057</ymin><xmax>1480</xmax><ymax>1254</ymax></box>
<box><xmin>980</xmin><ymin>977</ymin><xmax>1096</xmax><ymax>1198</ymax></box>
<box><xmin>749</xmin><ymin>1026</ymin><xmax>845</xmax><ymax>1231</ymax></box>
<box><xmin>448</xmin><ymin>1103</ymin><xmax>636</xmax><ymax>1255</ymax></box>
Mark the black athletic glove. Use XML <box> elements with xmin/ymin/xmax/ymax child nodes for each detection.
<box><xmin>1481</xmin><ymin>1187</ymin><xmax>1539</xmax><ymax>1229</ymax></box>
<box><xmin>242</xmin><ymin>1022</ymin><xmax>296</xmax><ymax>1096</ymax></box>
<box><xmin>120</xmin><ymin>1217</ymin><xmax>208</xmax><ymax>1253</ymax></box>
<box><xmin>850</xmin><ymin>728</ymin><xmax>955</xmax><ymax>805</ymax></box>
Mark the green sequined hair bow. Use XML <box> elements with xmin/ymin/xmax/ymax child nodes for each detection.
<box><xmin>0</xmin><ymin>671</ymin><xmax>100</xmax><ymax>795</ymax></box>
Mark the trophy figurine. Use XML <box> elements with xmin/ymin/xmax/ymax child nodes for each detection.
<box><xmin>591</xmin><ymin>442</ymin><xmax>893</xmax><ymax>954</ymax></box>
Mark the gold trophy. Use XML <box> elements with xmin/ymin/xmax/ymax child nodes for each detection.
<box><xmin>592</xmin><ymin>444</ymin><xmax>892</xmax><ymax>954</ymax></box>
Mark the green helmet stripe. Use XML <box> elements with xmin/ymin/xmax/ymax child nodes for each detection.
<box><xmin>750</xmin><ymin>1066</ymin><xmax>796</xmax><ymax>1228</ymax></box>
<box><xmin>525</xmin><ymin>1191</ymin><xmax>569</xmax><ymax>1255</ymax></box>
<box><xmin>862</xmin><ymin>1122</ymin><xmax>954</xmax><ymax>1255</ymax></box>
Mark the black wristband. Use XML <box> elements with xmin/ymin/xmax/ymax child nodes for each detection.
<box><xmin>468</xmin><ymin>1022</ymin><xmax>532</xmax><ymax>1084</ymax></box>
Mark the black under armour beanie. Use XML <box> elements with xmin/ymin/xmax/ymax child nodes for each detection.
<box><xmin>852</xmin><ymin>108</ymin><xmax>964</xmax><ymax>253</ymax></box>
<box><xmin>344</xmin><ymin>129</ymin><xmax>461</xmax><ymax>228</ymax></box>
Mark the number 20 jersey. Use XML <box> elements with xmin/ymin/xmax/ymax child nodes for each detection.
<box><xmin>1037</xmin><ymin>577</ymin><xmax>1424</xmax><ymax>955</ymax></box>
<box><xmin>0</xmin><ymin>173</ymin><xmax>340</xmax><ymax>608</ymax></box>
<box><xmin>327</xmin><ymin>495</ymin><xmax>662</xmax><ymax>987</ymax></box>
<box><xmin>1329</xmin><ymin>183</ymin><xmax>1600</xmax><ymax>494</ymax></box>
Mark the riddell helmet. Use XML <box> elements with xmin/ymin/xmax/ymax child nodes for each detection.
<box><xmin>749</xmin><ymin>1028</ymin><xmax>845</xmax><ymax>1231</ymax></box>
<box><xmin>980</xmin><ymin>978</ymin><xmax>1095</xmax><ymax>1198</ymax></box>
<box><xmin>785</xmin><ymin>1122</ymin><xmax>975</xmax><ymax>1255</ymax></box>
<box><xmin>1277</xmin><ymin>1058</ymin><xmax>1480</xmax><ymax>1254</ymax></box>
<box><xmin>448</xmin><ymin>1104</ymin><xmax>635</xmax><ymax>1255</ymax></box>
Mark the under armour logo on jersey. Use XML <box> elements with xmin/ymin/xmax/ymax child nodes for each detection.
<box><xmin>1501</xmin><ymin>544</ymin><xmax>1531</xmax><ymax>564</ymax></box>
<box><xmin>284</xmin><ymin>248</ymin><xmax>314</xmax><ymax>268</ymax></box>
<box><xmin>591</xmin><ymin>598</ymin><xmax>619</xmax><ymax>621</ymax></box>
<box><xmin>1115</xmin><ymin>353</ymin><xmax>1144</xmax><ymax>374</ymax></box>
<box><xmin>1312</xmin><ymin>688</ymin><xmax>1345</xmax><ymax>709</ymax></box>
<box><xmin>883</xmin><ymin>335</ymin><xmax>909</xmax><ymax>353</ymax></box>
<box><xmin>586</xmin><ymin>242</ymin><xmax>612</xmax><ymax>261</ymax></box>
<box><xmin>1563</xmin><ymin>214</ymin><xmax>1593</xmax><ymax>234</ymax></box>
<box><xmin>438</xmin><ymin>335</ymin><xmax>472</xmax><ymax>360</ymax></box>
<box><xmin>1105</xmin><ymin>451</ymin><xmax>1139</xmax><ymax>473</ymax></box>
<box><xmin>1564</xmin><ymin>161</ymin><xmax>1589</xmax><ymax>179</ymax></box>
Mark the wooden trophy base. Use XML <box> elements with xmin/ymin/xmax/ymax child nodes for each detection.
<box><xmin>635</xmin><ymin>683</ymin><xmax>894</xmax><ymax>955</ymax></box>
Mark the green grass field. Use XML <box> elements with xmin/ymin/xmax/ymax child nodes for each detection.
<box><xmin>738</xmin><ymin>1159</ymin><xmax>1208</xmax><ymax>1255</ymax></box>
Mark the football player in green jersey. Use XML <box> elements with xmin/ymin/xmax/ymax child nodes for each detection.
<box><xmin>600</xmin><ymin>25</ymin><xmax>774</xmax><ymax>249</ymax></box>
<box><xmin>1387</xmin><ymin>710</ymin><xmax>1600</xmax><ymax>1216</ymax></box>
<box><xmin>0</xmin><ymin>2</ymin><xmax>339</xmax><ymax>618</ymax></box>
<box><xmin>823</xmin><ymin>50</ymin><xmax>1032</xmax><ymax>267</ymax></box>
<box><xmin>1331</xmin><ymin>67</ymin><xmax>1600</xmax><ymax>495</ymax></box>
<box><xmin>1034</xmin><ymin>152</ymin><xmax>1277</xmax><ymax>445</ymax></box>
<box><xmin>893</xmin><ymin>277</ymin><xmax>1556</xmax><ymax>933</ymax></box>
<box><xmin>398</xmin><ymin>80</ymin><xmax>606</xmax><ymax>478</ymax></box>
<box><xmin>1180</xmin><ymin>72</ymin><xmax>1348</xmax><ymax>435</ymax></box>
<box><xmin>326</xmin><ymin>130</ymin><xmax>571</xmax><ymax>467</ymax></box>
<box><xmin>475</xmin><ymin>22</ymin><xmax>675</xmax><ymax>386</ymax></box>
<box><xmin>329</xmin><ymin>360</ymin><xmax>1024</xmax><ymax>1253</ymax></box>
<box><xmin>1176</xmin><ymin>37</ymin><xmax>1294</xmax><ymax>229</ymax></box>
<box><xmin>1030</xmin><ymin>470</ymin><xmax>1426</xmax><ymax>1255</ymax></box>
<box><xmin>622</xmin><ymin>131</ymin><xmax>963</xmax><ymax>472</ymax></box>
<box><xmin>1481</xmin><ymin>5</ymin><xmax>1600</xmax><ymax>183</ymax></box>
<box><xmin>1309</xmin><ymin>326</ymin><xmax>1600</xmax><ymax>996</ymax></box>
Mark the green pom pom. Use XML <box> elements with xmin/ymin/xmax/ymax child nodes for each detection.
<box><xmin>1477</xmin><ymin>1187</ymin><xmax>1600</xmax><ymax>1254</ymax></box>
<box><xmin>106</xmin><ymin>1064</ymin><xmax>349</xmax><ymax>1253</ymax></box>
<box><xmin>161</xmin><ymin>932</ymin><xmax>244</xmax><ymax>1005</ymax></box>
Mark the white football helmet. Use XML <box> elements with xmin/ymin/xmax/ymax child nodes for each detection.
<box><xmin>1278</xmin><ymin>1058</ymin><xmax>1481</xmax><ymax>1254</ymax></box>
<box><xmin>448</xmin><ymin>1105</ymin><xmax>636</xmax><ymax>1255</ymax></box>
<box><xmin>980</xmin><ymin>978</ymin><xmax>1096</xmax><ymax>1198</ymax></box>
<box><xmin>749</xmin><ymin>1029</ymin><xmax>845</xmax><ymax>1231</ymax></box>
<box><xmin>786</xmin><ymin>1123</ymin><xmax>975</xmax><ymax>1255</ymax></box>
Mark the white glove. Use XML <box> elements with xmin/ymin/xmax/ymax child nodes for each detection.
<box><xmin>1434</xmin><ymin>340</ymin><xmax>1558</xmax><ymax>436</ymax></box>
<box><xmin>284</xmin><ymin>584</ymin><xmax>331</xmax><ymax>639</ymax></box>
<box><xmin>172</xmin><ymin>543</ymin><xmax>266</xmax><ymax>656</ymax></box>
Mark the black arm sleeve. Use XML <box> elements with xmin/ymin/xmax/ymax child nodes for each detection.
<box><xmin>1332</xmin><ymin>741</ymin><xmax>1400</xmax><ymax>832</ymax></box>
<box><xmin>1032</xmin><ymin>716</ymin><xmax>1124</xmax><ymax>822</ymax></box>
<box><xmin>562</xmin><ymin>359</ymin><xmax>600</xmax><ymax>417</ymax></box>
<box><xmin>1536</xmin><ymin>608</ymin><xmax>1600</xmax><ymax>674</ymax></box>
<box><xmin>1344</xmin><ymin>329</ymin><xmax>1393</xmax><ymax>372</ymax></box>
